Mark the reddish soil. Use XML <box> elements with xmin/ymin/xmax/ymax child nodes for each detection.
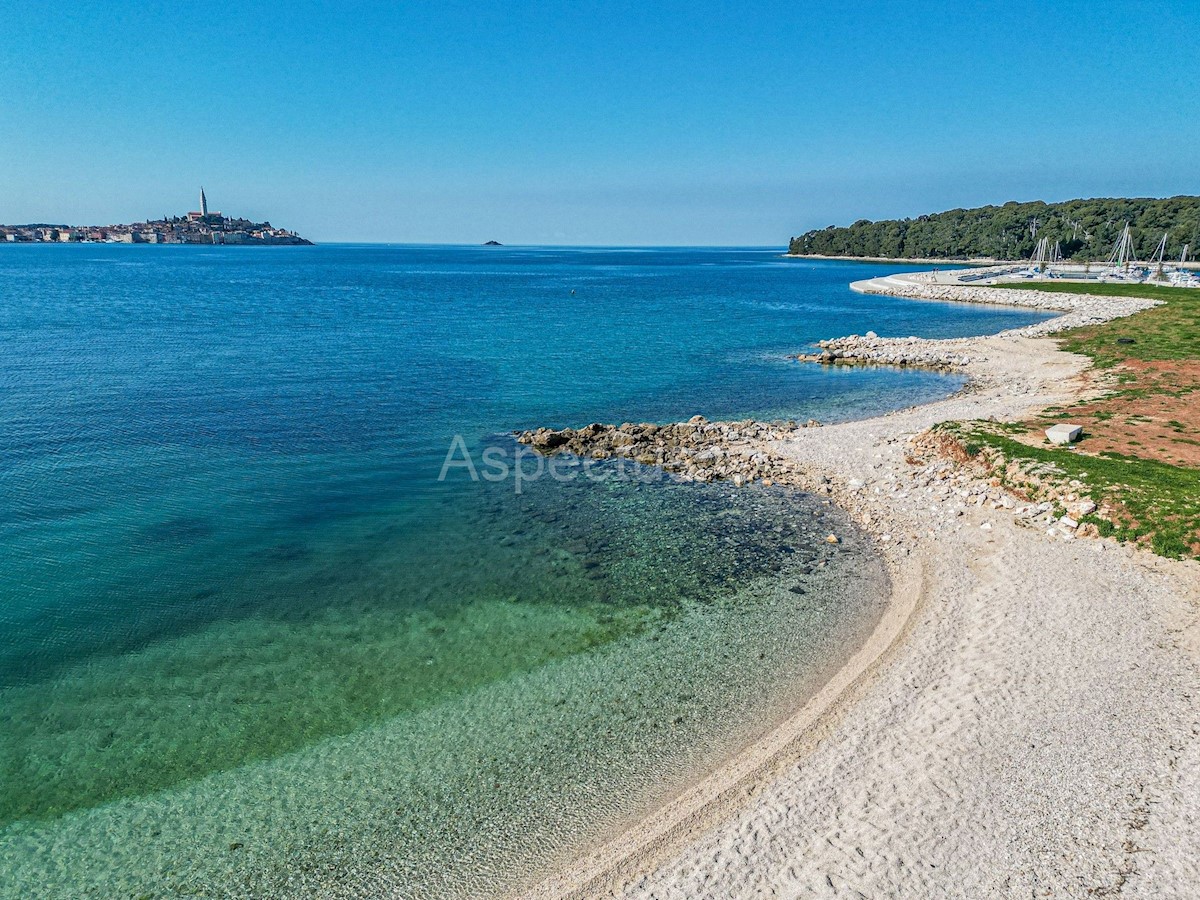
<box><xmin>1026</xmin><ymin>360</ymin><xmax>1200</xmax><ymax>466</ymax></box>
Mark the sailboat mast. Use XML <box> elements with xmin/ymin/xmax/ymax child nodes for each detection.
<box><xmin>1153</xmin><ymin>232</ymin><xmax>1168</xmax><ymax>279</ymax></box>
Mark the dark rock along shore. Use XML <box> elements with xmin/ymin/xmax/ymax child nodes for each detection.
<box><xmin>515</xmin><ymin>416</ymin><xmax>822</xmax><ymax>486</ymax></box>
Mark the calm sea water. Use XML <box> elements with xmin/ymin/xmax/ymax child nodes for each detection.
<box><xmin>0</xmin><ymin>245</ymin><xmax>1051</xmax><ymax>897</ymax></box>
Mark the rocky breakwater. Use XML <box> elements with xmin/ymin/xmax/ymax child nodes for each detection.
<box><xmin>795</xmin><ymin>331</ymin><xmax>978</xmax><ymax>371</ymax></box>
<box><xmin>852</xmin><ymin>278</ymin><xmax>1160</xmax><ymax>336</ymax></box>
<box><xmin>514</xmin><ymin>416</ymin><xmax>821</xmax><ymax>486</ymax></box>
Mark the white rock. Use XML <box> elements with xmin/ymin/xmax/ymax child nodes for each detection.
<box><xmin>1046</xmin><ymin>423</ymin><xmax>1083</xmax><ymax>445</ymax></box>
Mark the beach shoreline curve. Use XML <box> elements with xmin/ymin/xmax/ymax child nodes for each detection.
<box><xmin>519</xmin><ymin>273</ymin><xmax>1200</xmax><ymax>899</ymax></box>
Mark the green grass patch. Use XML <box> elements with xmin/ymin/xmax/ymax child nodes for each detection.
<box><xmin>993</xmin><ymin>281</ymin><xmax>1200</xmax><ymax>366</ymax></box>
<box><xmin>938</xmin><ymin>282</ymin><xmax>1200</xmax><ymax>560</ymax></box>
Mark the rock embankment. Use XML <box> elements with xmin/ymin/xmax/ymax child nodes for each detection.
<box><xmin>795</xmin><ymin>332</ymin><xmax>978</xmax><ymax>370</ymax></box>
<box><xmin>514</xmin><ymin>416</ymin><xmax>820</xmax><ymax>485</ymax></box>
<box><xmin>851</xmin><ymin>279</ymin><xmax>1159</xmax><ymax>336</ymax></box>
<box><xmin>797</xmin><ymin>279</ymin><xmax>1157</xmax><ymax>371</ymax></box>
<box><xmin>903</xmin><ymin>430</ymin><xmax>1112</xmax><ymax>540</ymax></box>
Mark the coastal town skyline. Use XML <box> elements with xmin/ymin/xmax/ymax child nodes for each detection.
<box><xmin>3</xmin><ymin>3</ymin><xmax>1198</xmax><ymax>245</ymax></box>
<box><xmin>0</xmin><ymin>187</ymin><xmax>310</xmax><ymax>245</ymax></box>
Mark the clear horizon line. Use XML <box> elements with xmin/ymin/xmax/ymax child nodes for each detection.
<box><xmin>2</xmin><ymin>239</ymin><xmax>795</xmax><ymax>250</ymax></box>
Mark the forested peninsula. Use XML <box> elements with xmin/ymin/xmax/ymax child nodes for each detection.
<box><xmin>789</xmin><ymin>197</ymin><xmax>1200</xmax><ymax>261</ymax></box>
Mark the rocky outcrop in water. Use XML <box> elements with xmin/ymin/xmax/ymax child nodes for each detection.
<box><xmin>515</xmin><ymin>272</ymin><xmax>1158</xmax><ymax>555</ymax></box>
<box><xmin>515</xmin><ymin>416</ymin><xmax>821</xmax><ymax>485</ymax></box>
<box><xmin>794</xmin><ymin>333</ymin><xmax>976</xmax><ymax>370</ymax></box>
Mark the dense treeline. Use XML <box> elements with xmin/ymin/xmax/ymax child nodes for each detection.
<box><xmin>789</xmin><ymin>197</ymin><xmax>1200</xmax><ymax>261</ymax></box>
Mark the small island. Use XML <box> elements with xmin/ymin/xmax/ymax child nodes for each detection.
<box><xmin>483</xmin><ymin>240</ymin><xmax>503</xmax><ymax>246</ymax></box>
<box><xmin>1</xmin><ymin>188</ymin><xmax>312</xmax><ymax>246</ymax></box>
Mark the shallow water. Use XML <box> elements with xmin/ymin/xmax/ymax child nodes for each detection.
<box><xmin>0</xmin><ymin>245</ymin><xmax>1053</xmax><ymax>896</ymax></box>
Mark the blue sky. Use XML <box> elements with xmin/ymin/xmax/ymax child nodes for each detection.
<box><xmin>2</xmin><ymin>2</ymin><xmax>1197</xmax><ymax>245</ymax></box>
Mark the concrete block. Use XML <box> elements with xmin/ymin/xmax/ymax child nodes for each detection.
<box><xmin>1046</xmin><ymin>423</ymin><xmax>1083</xmax><ymax>445</ymax></box>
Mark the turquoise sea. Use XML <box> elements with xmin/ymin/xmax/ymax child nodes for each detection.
<box><xmin>0</xmin><ymin>245</ymin><xmax>1052</xmax><ymax>897</ymax></box>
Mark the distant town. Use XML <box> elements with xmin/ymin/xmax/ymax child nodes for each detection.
<box><xmin>1</xmin><ymin>188</ymin><xmax>312</xmax><ymax>245</ymax></box>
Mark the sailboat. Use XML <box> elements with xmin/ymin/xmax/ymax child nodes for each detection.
<box><xmin>1148</xmin><ymin>232</ymin><xmax>1169</xmax><ymax>282</ymax></box>
<box><xmin>1047</xmin><ymin>240</ymin><xmax>1063</xmax><ymax>277</ymax></box>
<box><xmin>1101</xmin><ymin>223</ymin><xmax>1137</xmax><ymax>281</ymax></box>
<box><xmin>1022</xmin><ymin>236</ymin><xmax>1050</xmax><ymax>277</ymax></box>
<box><xmin>1169</xmin><ymin>244</ymin><xmax>1200</xmax><ymax>287</ymax></box>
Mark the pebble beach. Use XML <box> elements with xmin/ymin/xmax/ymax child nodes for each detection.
<box><xmin>524</xmin><ymin>275</ymin><xmax>1200</xmax><ymax>899</ymax></box>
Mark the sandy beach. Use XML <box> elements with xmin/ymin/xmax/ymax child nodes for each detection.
<box><xmin>525</xmin><ymin>277</ymin><xmax>1200</xmax><ymax>898</ymax></box>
